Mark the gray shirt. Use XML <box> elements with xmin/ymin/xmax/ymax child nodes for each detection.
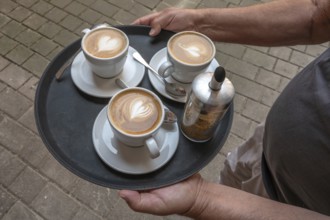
<box><xmin>263</xmin><ymin>48</ymin><xmax>330</xmax><ymax>215</ymax></box>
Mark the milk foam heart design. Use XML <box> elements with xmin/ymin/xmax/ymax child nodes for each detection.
<box><xmin>179</xmin><ymin>43</ymin><xmax>201</xmax><ymax>57</ymax></box>
<box><xmin>130</xmin><ymin>99</ymin><xmax>153</xmax><ymax>120</ymax></box>
<box><xmin>97</xmin><ymin>36</ymin><xmax>120</xmax><ymax>52</ymax></box>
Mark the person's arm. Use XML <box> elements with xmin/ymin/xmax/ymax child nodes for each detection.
<box><xmin>119</xmin><ymin>174</ymin><xmax>330</xmax><ymax>220</ymax></box>
<box><xmin>133</xmin><ymin>0</ymin><xmax>330</xmax><ymax>46</ymax></box>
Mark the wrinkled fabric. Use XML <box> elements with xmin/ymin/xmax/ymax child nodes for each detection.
<box><xmin>220</xmin><ymin>123</ymin><xmax>268</xmax><ymax>198</ymax></box>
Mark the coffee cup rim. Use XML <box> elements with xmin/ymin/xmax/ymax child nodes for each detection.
<box><xmin>107</xmin><ymin>87</ymin><xmax>165</xmax><ymax>137</ymax></box>
<box><xmin>167</xmin><ymin>31</ymin><xmax>216</xmax><ymax>66</ymax></box>
<box><xmin>81</xmin><ymin>26</ymin><xmax>129</xmax><ymax>61</ymax></box>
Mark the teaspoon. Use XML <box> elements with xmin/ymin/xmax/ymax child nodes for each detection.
<box><xmin>132</xmin><ymin>52</ymin><xmax>186</xmax><ymax>97</ymax></box>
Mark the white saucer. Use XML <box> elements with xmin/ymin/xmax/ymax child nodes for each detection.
<box><xmin>148</xmin><ymin>48</ymin><xmax>220</xmax><ymax>103</ymax></box>
<box><xmin>71</xmin><ymin>47</ymin><xmax>145</xmax><ymax>98</ymax></box>
<box><xmin>92</xmin><ymin>106</ymin><xmax>179</xmax><ymax>175</ymax></box>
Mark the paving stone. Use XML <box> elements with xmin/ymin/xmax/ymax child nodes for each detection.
<box><xmin>23</xmin><ymin>13</ymin><xmax>48</xmax><ymax>30</ymax></box>
<box><xmin>136</xmin><ymin>0</ymin><xmax>161</xmax><ymax>8</ymax></box>
<box><xmin>216</xmin><ymin>43</ymin><xmax>246</xmax><ymax>59</ymax></box>
<box><xmin>240</xmin><ymin>0</ymin><xmax>260</xmax><ymax>6</ymax></box>
<box><xmin>0</xmin><ymin>35</ymin><xmax>18</xmax><ymax>55</ymax></box>
<box><xmin>290</xmin><ymin>50</ymin><xmax>315</xmax><ymax>68</ymax></box>
<box><xmin>23</xmin><ymin>53</ymin><xmax>50</xmax><ymax>77</ymax></box>
<box><xmin>0</xmin><ymin>87</ymin><xmax>32</xmax><ymax>119</ymax></box>
<box><xmin>274</xmin><ymin>59</ymin><xmax>299</xmax><ymax>79</ymax></box>
<box><xmin>0</xmin><ymin>82</ymin><xmax>5</xmax><ymax>92</ymax></box>
<box><xmin>0</xmin><ymin>115</ymin><xmax>47</xmax><ymax>168</ymax></box>
<box><xmin>200</xmin><ymin>153</ymin><xmax>225</xmax><ymax>183</ymax></box>
<box><xmin>9</xmin><ymin>167</ymin><xmax>47</xmax><ymax>203</ymax></box>
<box><xmin>6</xmin><ymin>44</ymin><xmax>34</xmax><ymax>65</ymax></box>
<box><xmin>243</xmin><ymin>48</ymin><xmax>276</xmax><ymax>71</ymax></box>
<box><xmin>71</xmin><ymin>179</ymin><xmax>118</xmax><ymax>217</ymax></box>
<box><xmin>38</xmin><ymin>21</ymin><xmax>62</xmax><ymax>38</ymax></box>
<box><xmin>0</xmin><ymin>13</ymin><xmax>11</xmax><ymax>28</ymax></box>
<box><xmin>305</xmin><ymin>44</ymin><xmax>327</xmax><ymax>57</ymax></box>
<box><xmin>113</xmin><ymin>9</ymin><xmax>137</xmax><ymax>25</ymax></box>
<box><xmin>0</xmin><ymin>63</ymin><xmax>32</xmax><ymax>89</ymax></box>
<box><xmin>18</xmin><ymin>76</ymin><xmax>39</xmax><ymax>101</ymax></box>
<box><xmin>0</xmin><ymin>185</ymin><xmax>17</xmax><ymax>218</ymax></box>
<box><xmin>50</xmin><ymin>0</ymin><xmax>73</xmax><ymax>8</ymax></box>
<box><xmin>247</xmin><ymin>45</ymin><xmax>269</xmax><ymax>53</ymax></box>
<box><xmin>77</xmin><ymin>0</ymin><xmax>96</xmax><ymax>6</ymax></box>
<box><xmin>0</xmin><ymin>56</ymin><xmax>10</xmax><ymax>71</ymax></box>
<box><xmin>231</xmin><ymin>113</ymin><xmax>254</xmax><ymax>139</ymax></box>
<box><xmin>60</xmin><ymin>14</ymin><xmax>83</xmax><ymax>30</ymax></box>
<box><xmin>242</xmin><ymin>99</ymin><xmax>270</xmax><ymax>122</ymax></box>
<box><xmin>31</xmin><ymin>1</ymin><xmax>54</xmax><ymax>15</ymax></box>
<box><xmin>31</xmin><ymin>183</ymin><xmax>80</xmax><ymax>220</ymax></box>
<box><xmin>45</xmin><ymin>7</ymin><xmax>68</xmax><ymax>23</ymax></box>
<box><xmin>0</xmin><ymin>146</ymin><xmax>25</xmax><ymax>186</ymax></box>
<box><xmin>8</xmin><ymin>6</ymin><xmax>33</xmax><ymax>22</ymax></box>
<box><xmin>74</xmin><ymin>22</ymin><xmax>92</xmax><ymax>35</ymax></box>
<box><xmin>65</xmin><ymin>1</ymin><xmax>87</xmax><ymax>16</ymax></box>
<box><xmin>199</xmin><ymin>0</ymin><xmax>228</xmax><ymax>8</ymax></box>
<box><xmin>2</xmin><ymin>201</ymin><xmax>43</xmax><ymax>220</ymax></box>
<box><xmin>224</xmin><ymin>57</ymin><xmax>258</xmax><ymax>80</ymax></box>
<box><xmin>90</xmin><ymin>0</ymin><xmax>119</xmax><ymax>17</ymax></box>
<box><xmin>15</xmin><ymin>28</ymin><xmax>41</xmax><ymax>47</ymax></box>
<box><xmin>46</xmin><ymin>45</ymin><xmax>64</xmax><ymax>60</ymax></box>
<box><xmin>164</xmin><ymin>0</ymin><xmax>199</xmax><ymax>8</ymax></box>
<box><xmin>290</xmin><ymin>45</ymin><xmax>306</xmax><ymax>53</ymax></box>
<box><xmin>16</xmin><ymin>0</ymin><xmax>38</xmax><ymax>8</ymax></box>
<box><xmin>256</xmin><ymin>68</ymin><xmax>281</xmax><ymax>90</ymax></box>
<box><xmin>215</xmin><ymin>51</ymin><xmax>231</xmax><ymax>67</ymax></box>
<box><xmin>2</xmin><ymin>20</ymin><xmax>26</xmax><ymax>38</ymax></box>
<box><xmin>261</xmin><ymin>87</ymin><xmax>280</xmax><ymax>107</ymax></box>
<box><xmin>53</xmin><ymin>28</ymin><xmax>79</xmax><ymax>47</ymax></box>
<box><xmin>79</xmin><ymin>8</ymin><xmax>102</xmax><ymax>24</ymax></box>
<box><xmin>31</xmin><ymin>37</ymin><xmax>58</xmax><ymax>56</ymax></box>
<box><xmin>278</xmin><ymin>76</ymin><xmax>290</xmax><ymax>92</ymax></box>
<box><xmin>130</xmin><ymin>3</ymin><xmax>152</xmax><ymax>17</ymax></box>
<box><xmin>18</xmin><ymin>106</ymin><xmax>38</xmax><ymax>133</ymax></box>
<box><xmin>269</xmin><ymin>46</ymin><xmax>292</xmax><ymax>60</ymax></box>
<box><xmin>72</xmin><ymin>207</ymin><xmax>102</xmax><ymax>220</ymax></box>
<box><xmin>233</xmin><ymin>93</ymin><xmax>247</xmax><ymax>114</ymax></box>
<box><xmin>108</xmin><ymin>0</ymin><xmax>135</xmax><ymax>11</ymax></box>
<box><xmin>38</xmin><ymin>153</ymin><xmax>78</xmax><ymax>191</ymax></box>
<box><xmin>0</xmin><ymin>0</ymin><xmax>17</xmax><ymax>14</ymax></box>
<box><xmin>230</xmin><ymin>74</ymin><xmax>265</xmax><ymax>101</ymax></box>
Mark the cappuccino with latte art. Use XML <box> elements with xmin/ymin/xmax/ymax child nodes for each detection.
<box><xmin>168</xmin><ymin>32</ymin><xmax>214</xmax><ymax>65</ymax></box>
<box><xmin>109</xmin><ymin>89</ymin><xmax>163</xmax><ymax>135</ymax></box>
<box><xmin>81</xmin><ymin>26</ymin><xmax>129</xmax><ymax>78</ymax></box>
<box><xmin>83</xmin><ymin>29</ymin><xmax>127</xmax><ymax>59</ymax></box>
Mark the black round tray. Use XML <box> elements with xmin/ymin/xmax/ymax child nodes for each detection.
<box><xmin>35</xmin><ymin>25</ymin><xmax>233</xmax><ymax>190</ymax></box>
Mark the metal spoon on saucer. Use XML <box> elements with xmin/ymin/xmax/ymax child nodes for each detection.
<box><xmin>132</xmin><ymin>52</ymin><xmax>186</xmax><ymax>97</ymax></box>
<box><xmin>55</xmin><ymin>23</ymin><xmax>111</xmax><ymax>81</ymax></box>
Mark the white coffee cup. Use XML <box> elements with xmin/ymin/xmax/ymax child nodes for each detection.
<box><xmin>81</xmin><ymin>26</ymin><xmax>129</xmax><ymax>78</ymax></box>
<box><xmin>107</xmin><ymin>87</ymin><xmax>169</xmax><ymax>159</ymax></box>
<box><xmin>159</xmin><ymin>31</ymin><xmax>216</xmax><ymax>84</ymax></box>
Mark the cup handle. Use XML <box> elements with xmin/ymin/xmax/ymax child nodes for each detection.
<box><xmin>82</xmin><ymin>28</ymin><xmax>91</xmax><ymax>34</ymax></box>
<box><xmin>145</xmin><ymin>138</ymin><xmax>160</xmax><ymax>159</ymax></box>
<box><xmin>158</xmin><ymin>61</ymin><xmax>174</xmax><ymax>78</ymax></box>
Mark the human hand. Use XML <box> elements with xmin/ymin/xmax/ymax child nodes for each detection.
<box><xmin>119</xmin><ymin>174</ymin><xmax>206</xmax><ymax>216</ymax></box>
<box><xmin>132</xmin><ymin>8</ymin><xmax>200</xmax><ymax>36</ymax></box>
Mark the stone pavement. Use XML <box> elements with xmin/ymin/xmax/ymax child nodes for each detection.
<box><xmin>0</xmin><ymin>0</ymin><xmax>328</xmax><ymax>219</ymax></box>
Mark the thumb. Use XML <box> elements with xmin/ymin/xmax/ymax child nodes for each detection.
<box><xmin>119</xmin><ymin>190</ymin><xmax>143</xmax><ymax>210</ymax></box>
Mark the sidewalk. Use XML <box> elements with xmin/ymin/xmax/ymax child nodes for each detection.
<box><xmin>0</xmin><ymin>0</ymin><xmax>328</xmax><ymax>219</ymax></box>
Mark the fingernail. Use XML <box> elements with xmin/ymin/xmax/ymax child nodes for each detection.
<box><xmin>149</xmin><ymin>29</ymin><xmax>156</xmax><ymax>36</ymax></box>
